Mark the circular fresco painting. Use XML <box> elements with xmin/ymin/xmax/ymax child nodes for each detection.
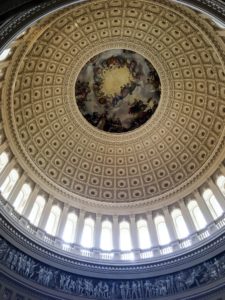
<box><xmin>75</xmin><ymin>49</ymin><xmax>161</xmax><ymax>133</ymax></box>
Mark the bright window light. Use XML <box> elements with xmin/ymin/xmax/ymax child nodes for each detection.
<box><xmin>100</xmin><ymin>220</ymin><xmax>113</xmax><ymax>251</ymax></box>
<box><xmin>80</xmin><ymin>217</ymin><xmax>95</xmax><ymax>248</ymax></box>
<box><xmin>155</xmin><ymin>215</ymin><xmax>170</xmax><ymax>245</ymax></box>
<box><xmin>45</xmin><ymin>205</ymin><xmax>61</xmax><ymax>236</ymax></box>
<box><xmin>0</xmin><ymin>169</ymin><xmax>19</xmax><ymax>199</ymax></box>
<box><xmin>137</xmin><ymin>219</ymin><xmax>151</xmax><ymax>249</ymax></box>
<box><xmin>63</xmin><ymin>212</ymin><xmax>77</xmax><ymax>243</ymax></box>
<box><xmin>171</xmin><ymin>208</ymin><xmax>189</xmax><ymax>239</ymax></box>
<box><xmin>203</xmin><ymin>189</ymin><xmax>223</xmax><ymax>219</ymax></box>
<box><xmin>188</xmin><ymin>200</ymin><xmax>207</xmax><ymax>230</ymax></box>
<box><xmin>120</xmin><ymin>221</ymin><xmax>132</xmax><ymax>251</ymax></box>
<box><xmin>28</xmin><ymin>195</ymin><xmax>46</xmax><ymax>226</ymax></box>
<box><xmin>216</xmin><ymin>175</ymin><xmax>225</xmax><ymax>196</ymax></box>
<box><xmin>0</xmin><ymin>152</ymin><xmax>9</xmax><ymax>173</ymax></box>
<box><xmin>13</xmin><ymin>183</ymin><xmax>32</xmax><ymax>214</ymax></box>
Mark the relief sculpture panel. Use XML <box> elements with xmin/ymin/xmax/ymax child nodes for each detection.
<box><xmin>1</xmin><ymin>236</ymin><xmax>225</xmax><ymax>299</ymax></box>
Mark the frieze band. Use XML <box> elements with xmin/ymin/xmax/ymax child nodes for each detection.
<box><xmin>1</xmin><ymin>235</ymin><xmax>225</xmax><ymax>299</ymax></box>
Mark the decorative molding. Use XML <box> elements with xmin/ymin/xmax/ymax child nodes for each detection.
<box><xmin>1</xmin><ymin>203</ymin><xmax>225</xmax><ymax>278</ymax></box>
<box><xmin>1</xmin><ymin>235</ymin><xmax>225</xmax><ymax>299</ymax></box>
<box><xmin>0</xmin><ymin>0</ymin><xmax>225</xmax><ymax>214</ymax></box>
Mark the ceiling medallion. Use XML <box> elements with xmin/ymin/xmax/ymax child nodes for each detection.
<box><xmin>75</xmin><ymin>49</ymin><xmax>161</xmax><ymax>133</ymax></box>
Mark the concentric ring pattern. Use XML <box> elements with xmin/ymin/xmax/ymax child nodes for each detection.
<box><xmin>2</xmin><ymin>0</ymin><xmax>225</xmax><ymax>206</ymax></box>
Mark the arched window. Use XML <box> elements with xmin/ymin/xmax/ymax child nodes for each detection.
<box><xmin>28</xmin><ymin>195</ymin><xmax>46</xmax><ymax>226</ymax></box>
<box><xmin>45</xmin><ymin>205</ymin><xmax>61</xmax><ymax>236</ymax></box>
<box><xmin>100</xmin><ymin>220</ymin><xmax>113</xmax><ymax>251</ymax></box>
<box><xmin>0</xmin><ymin>152</ymin><xmax>9</xmax><ymax>173</ymax></box>
<box><xmin>216</xmin><ymin>175</ymin><xmax>225</xmax><ymax>196</ymax></box>
<box><xmin>202</xmin><ymin>189</ymin><xmax>223</xmax><ymax>219</ymax></box>
<box><xmin>0</xmin><ymin>48</ymin><xmax>11</xmax><ymax>61</ymax></box>
<box><xmin>80</xmin><ymin>217</ymin><xmax>95</xmax><ymax>248</ymax></box>
<box><xmin>119</xmin><ymin>221</ymin><xmax>132</xmax><ymax>251</ymax></box>
<box><xmin>63</xmin><ymin>212</ymin><xmax>77</xmax><ymax>243</ymax></box>
<box><xmin>155</xmin><ymin>215</ymin><xmax>170</xmax><ymax>245</ymax></box>
<box><xmin>0</xmin><ymin>169</ymin><xmax>19</xmax><ymax>199</ymax></box>
<box><xmin>13</xmin><ymin>183</ymin><xmax>32</xmax><ymax>214</ymax></box>
<box><xmin>187</xmin><ymin>200</ymin><xmax>207</xmax><ymax>230</ymax></box>
<box><xmin>171</xmin><ymin>209</ymin><xmax>189</xmax><ymax>239</ymax></box>
<box><xmin>137</xmin><ymin>219</ymin><xmax>151</xmax><ymax>249</ymax></box>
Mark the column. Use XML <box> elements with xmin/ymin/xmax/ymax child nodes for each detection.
<box><xmin>179</xmin><ymin>199</ymin><xmax>196</xmax><ymax>234</ymax></box>
<box><xmin>130</xmin><ymin>215</ymin><xmax>139</xmax><ymax>250</ymax></box>
<box><xmin>57</xmin><ymin>204</ymin><xmax>69</xmax><ymax>239</ymax></box>
<box><xmin>38</xmin><ymin>195</ymin><xmax>54</xmax><ymax>230</ymax></box>
<box><xmin>219</xmin><ymin>164</ymin><xmax>225</xmax><ymax>177</ymax></box>
<box><xmin>0</xmin><ymin>157</ymin><xmax>16</xmax><ymax>186</ymax></box>
<box><xmin>207</xmin><ymin>178</ymin><xmax>225</xmax><ymax>211</ymax></box>
<box><xmin>163</xmin><ymin>207</ymin><xmax>177</xmax><ymax>242</ymax></box>
<box><xmin>112</xmin><ymin>215</ymin><xmax>120</xmax><ymax>250</ymax></box>
<box><xmin>193</xmin><ymin>190</ymin><xmax>214</xmax><ymax>224</ymax></box>
<box><xmin>7</xmin><ymin>172</ymin><xmax>27</xmax><ymax>205</ymax></box>
<box><xmin>0</xmin><ymin>140</ymin><xmax>8</xmax><ymax>154</ymax></box>
<box><xmin>22</xmin><ymin>185</ymin><xmax>39</xmax><ymax>218</ymax></box>
<box><xmin>146</xmin><ymin>212</ymin><xmax>159</xmax><ymax>247</ymax></box>
<box><xmin>74</xmin><ymin>210</ymin><xmax>85</xmax><ymax>245</ymax></box>
<box><xmin>93</xmin><ymin>214</ymin><xmax>102</xmax><ymax>249</ymax></box>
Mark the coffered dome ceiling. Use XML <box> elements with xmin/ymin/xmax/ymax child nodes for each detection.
<box><xmin>2</xmin><ymin>0</ymin><xmax>225</xmax><ymax>209</ymax></box>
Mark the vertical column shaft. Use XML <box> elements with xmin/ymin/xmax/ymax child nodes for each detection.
<box><xmin>207</xmin><ymin>178</ymin><xmax>225</xmax><ymax>211</ymax></box>
<box><xmin>194</xmin><ymin>190</ymin><xmax>214</xmax><ymax>224</ymax></box>
<box><xmin>163</xmin><ymin>207</ymin><xmax>177</xmax><ymax>242</ymax></box>
<box><xmin>179</xmin><ymin>199</ymin><xmax>196</xmax><ymax>234</ymax></box>
<box><xmin>130</xmin><ymin>215</ymin><xmax>139</xmax><ymax>249</ymax></box>
<box><xmin>74</xmin><ymin>210</ymin><xmax>85</xmax><ymax>245</ymax></box>
<box><xmin>93</xmin><ymin>214</ymin><xmax>102</xmax><ymax>249</ymax></box>
<box><xmin>22</xmin><ymin>185</ymin><xmax>39</xmax><ymax>218</ymax></box>
<box><xmin>57</xmin><ymin>204</ymin><xmax>69</xmax><ymax>238</ymax></box>
<box><xmin>112</xmin><ymin>215</ymin><xmax>120</xmax><ymax>250</ymax></box>
<box><xmin>146</xmin><ymin>212</ymin><xmax>159</xmax><ymax>247</ymax></box>
<box><xmin>38</xmin><ymin>196</ymin><xmax>54</xmax><ymax>230</ymax></box>
<box><xmin>0</xmin><ymin>157</ymin><xmax>16</xmax><ymax>187</ymax></box>
<box><xmin>0</xmin><ymin>140</ymin><xmax>8</xmax><ymax>154</ymax></box>
<box><xmin>7</xmin><ymin>172</ymin><xmax>27</xmax><ymax>205</ymax></box>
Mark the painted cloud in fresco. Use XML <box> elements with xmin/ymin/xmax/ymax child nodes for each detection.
<box><xmin>75</xmin><ymin>49</ymin><xmax>161</xmax><ymax>133</ymax></box>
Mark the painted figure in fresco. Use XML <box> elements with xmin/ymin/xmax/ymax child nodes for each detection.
<box><xmin>84</xmin><ymin>279</ymin><xmax>93</xmax><ymax>296</ymax></box>
<box><xmin>2</xmin><ymin>289</ymin><xmax>12</xmax><ymax>300</ymax></box>
<box><xmin>17</xmin><ymin>254</ymin><xmax>23</xmax><ymax>273</ymax></box>
<box><xmin>10</xmin><ymin>251</ymin><xmax>18</xmax><ymax>271</ymax></box>
<box><xmin>111</xmin><ymin>282</ymin><xmax>116</xmax><ymax>299</ymax></box>
<box><xmin>76</xmin><ymin>277</ymin><xmax>84</xmax><ymax>295</ymax></box>
<box><xmin>4</xmin><ymin>234</ymin><xmax>225</xmax><ymax>299</ymax></box>
<box><xmin>0</xmin><ymin>237</ymin><xmax>8</xmax><ymax>260</ymax></box>
<box><xmin>190</xmin><ymin>268</ymin><xmax>200</xmax><ymax>286</ymax></box>
<box><xmin>131</xmin><ymin>281</ymin><xmax>138</xmax><ymax>299</ymax></box>
<box><xmin>69</xmin><ymin>278</ymin><xmax>76</xmax><ymax>292</ymax></box>
<box><xmin>125</xmin><ymin>281</ymin><xmax>131</xmax><ymax>299</ymax></box>
<box><xmin>144</xmin><ymin>280</ymin><xmax>152</xmax><ymax>298</ymax></box>
<box><xmin>37</xmin><ymin>266</ymin><xmax>47</xmax><ymax>285</ymax></box>
<box><xmin>103</xmin><ymin>282</ymin><xmax>109</xmax><ymax>299</ymax></box>
<box><xmin>64</xmin><ymin>275</ymin><xmax>71</xmax><ymax>291</ymax></box>
<box><xmin>120</xmin><ymin>282</ymin><xmax>126</xmax><ymax>300</ymax></box>
<box><xmin>75</xmin><ymin>49</ymin><xmax>161</xmax><ymax>133</ymax></box>
<box><xmin>44</xmin><ymin>269</ymin><xmax>53</xmax><ymax>287</ymax></box>
<box><xmin>137</xmin><ymin>281</ymin><xmax>143</xmax><ymax>299</ymax></box>
<box><xmin>175</xmin><ymin>272</ymin><xmax>186</xmax><ymax>292</ymax></box>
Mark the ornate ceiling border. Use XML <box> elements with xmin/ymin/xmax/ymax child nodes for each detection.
<box><xmin>1</xmin><ymin>0</ymin><xmax>225</xmax><ymax>212</ymax></box>
<box><xmin>1</xmin><ymin>202</ymin><xmax>225</xmax><ymax>278</ymax></box>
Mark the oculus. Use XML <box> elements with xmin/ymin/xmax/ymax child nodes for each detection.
<box><xmin>75</xmin><ymin>49</ymin><xmax>161</xmax><ymax>133</ymax></box>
